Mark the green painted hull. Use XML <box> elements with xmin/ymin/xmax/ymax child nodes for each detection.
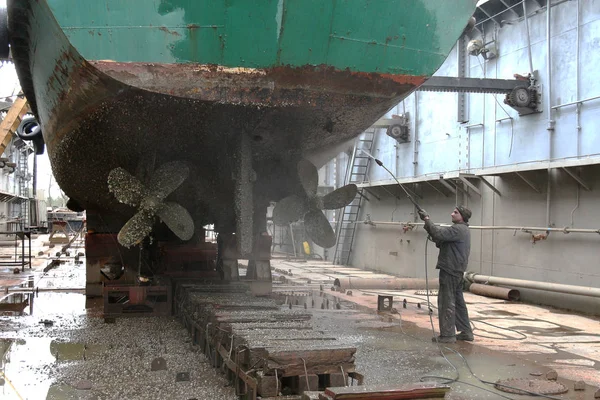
<box><xmin>49</xmin><ymin>0</ymin><xmax>475</xmax><ymax>76</ymax></box>
<box><xmin>8</xmin><ymin>0</ymin><xmax>476</xmax><ymax>239</ymax></box>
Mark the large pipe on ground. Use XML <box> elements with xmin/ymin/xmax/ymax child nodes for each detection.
<box><xmin>333</xmin><ymin>277</ymin><xmax>439</xmax><ymax>291</ymax></box>
<box><xmin>465</xmin><ymin>273</ymin><xmax>600</xmax><ymax>299</ymax></box>
<box><xmin>469</xmin><ymin>283</ymin><xmax>520</xmax><ymax>301</ymax></box>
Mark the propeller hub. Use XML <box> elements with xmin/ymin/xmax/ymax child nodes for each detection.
<box><xmin>312</xmin><ymin>197</ymin><xmax>324</xmax><ymax>210</ymax></box>
<box><xmin>140</xmin><ymin>196</ymin><xmax>161</xmax><ymax>213</ymax></box>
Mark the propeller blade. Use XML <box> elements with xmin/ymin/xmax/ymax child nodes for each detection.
<box><xmin>272</xmin><ymin>195</ymin><xmax>308</xmax><ymax>226</ymax></box>
<box><xmin>297</xmin><ymin>159</ymin><xmax>319</xmax><ymax>198</ymax></box>
<box><xmin>117</xmin><ymin>211</ymin><xmax>154</xmax><ymax>248</ymax></box>
<box><xmin>304</xmin><ymin>210</ymin><xmax>336</xmax><ymax>248</ymax></box>
<box><xmin>157</xmin><ymin>201</ymin><xmax>195</xmax><ymax>241</ymax></box>
<box><xmin>321</xmin><ymin>184</ymin><xmax>358</xmax><ymax>210</ymax></box>
<box><xmin>148</xmin><ymin>161</ymin><xmax>190</xmax><ymax>200</ymax></box>
<box><xmin>107</xmin><ymin>167</ymin><xmax>146</xmax><ymax>207</ymax></box>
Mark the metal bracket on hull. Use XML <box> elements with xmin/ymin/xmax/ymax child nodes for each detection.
<box><xmin>418</xmin><ymin>74</ymin><xmax>540</xmax><ymax>116</ymax></box>
<box><xmin>418</xmin><ymin>76</ymin><xmax>527</xmax><ymax>94</ymax></box>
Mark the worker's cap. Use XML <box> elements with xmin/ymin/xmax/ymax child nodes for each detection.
<box><xmin>455</xmin><ymin>205</ymin><xmax>472</xmax><ymax>222</ymax></box>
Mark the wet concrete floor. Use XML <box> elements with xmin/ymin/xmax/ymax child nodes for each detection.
<box><xmin>1</xmin><ymin>238</ymin><xmax>599</xmax><ymax>399</ymax></box>
<box><xmin>0</xmin><ymin>291</ymin><xmax>237</xmax><ymax>400</ymax></box>
<box><xmin>272</xmin><ymin>259</ymin><xmax>600</xmax><ymax>399</ymax></box>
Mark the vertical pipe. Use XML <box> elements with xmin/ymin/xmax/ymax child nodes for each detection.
<box><xmin>576</xmin><ymin>0</ymin><xmax>581</xmax><ymax>155</ymax></box>
<box><xmin>546</xmin><ymin>171</ymin><xmax>551</xmax><ymax>227</ymax></box>
<box><xmin>546</xmin><ymin>0</ymin><xmax>554</xmax><ymax>133</ymax></box>
<box><xmin>523</xmin><ymin>0</ymin><xmax>534</xmax><ymax>73</ymax></box>
<box><xmin>545</xmin><ymin>0</ymin><xmax>553</xmax><ymax>228</ymax></box>
<box><xmin>412</xmin><ymin>98</ymin><xmax>418</xmax><ymax>178</ymax></box>
<box><xmin>413</xmin><ymin>93</ymin><xmax>419</xmax><ymax>179</ymax></box>
<box><xmin>412</xmin><ymin>94</ymin><xmax>419</xmax><ymax>223</ymax></box>
<box><xmin>32</xmin><ymin>154</ymin><xmax>37</xmax><ymax>197</ymax></box>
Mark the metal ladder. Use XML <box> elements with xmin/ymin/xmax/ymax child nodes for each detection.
<box><xmin>333</xmin><ymin>128</ymin><xmax>376</xmax><ymax>265</ymax></box>
<box><xmin>17</xmin><ymin>148</ymin><xmax>29</xmax><ymax>229</ymax></box>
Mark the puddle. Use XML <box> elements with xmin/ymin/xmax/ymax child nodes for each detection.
<box><xmin>0</xmin><ymin>337</ymin><xmax>108</xmax><ymax>399</ymax></box>
<box><xmin>0</xmin><ymin>292</ymin><xmax>34</xmax><ymax>316</ymax></box>
<box><xmin>46</xmin><ymin>384</ymin><xmax>79</xmax><ymax>400</ymax></box>
<box><xmin>50</xmin><ymin>342</ymin><xmax>107</xmax><ymax>361</ymax></box>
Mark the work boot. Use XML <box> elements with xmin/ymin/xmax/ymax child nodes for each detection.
<box><xmin>456</xmin><ymin>331</ymin><xmax>474</xmax><ymax>341</ymax></box>
<box><xmin>432</xmin><ymin>335</ymin><xmax>456</xmax><ymax>344</ymax></box>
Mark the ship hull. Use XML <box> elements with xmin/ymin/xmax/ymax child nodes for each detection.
<box><xmin>8</xmin><ymin>0</ymin><xmax>476</xmax><ymax>237</ymax></box>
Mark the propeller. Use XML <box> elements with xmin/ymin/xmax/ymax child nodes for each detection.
<box><xmin>107</xmin><ymin>161</ymin><xmax>195</xmax><ymax>248</ymax></box>
<box><xmin>272</xmin><ymin>159</ymin><xmax>358</xmax><ymax>248</ymax></box>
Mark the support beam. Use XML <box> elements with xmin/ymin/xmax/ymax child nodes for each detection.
<box><xmin>425</xmin><ymin>181</ymin><xmax>448</xmax><ymax>197</ymax></box>
<box><xmin>404</xmin><ymin>184</ymin><xmax>423</xmax><ymax>200</ymax></box>
<box><xmin>458</xmin><ymin>176</ymin><xmax>482</xmax><ymax>196</ymax></box>
<box><xmin>378</xmin><ymin>185</ymin><xmax>401</xmax><ymax>201</ymax></box>
<box><xmin>356</xmin><ymin>190</ymin><xmax>370</xmax><ymax>202</ymax></box>
<box><xmin>477</xmin><ymin>6</ymin><xmax>503</xmax><ymax>26</ymax></box>
<box><xmin>561</xmin><ymin>167</ymin><xmax>591</xmax><ymax>191</ymax></box>
<box><xmin>438</xmin><ymin>179</ymin><xmax>457</xmax><ymax>194</ymax></box>
<box><xmin>500</xmin><ymin>0</ymin><xmax>521</xmax><ymax>17</ymax></box>
<box><xmin>479</xmin><ymin>177</ymin><xmax>502</xmax><ymax>197</ymax></box>
<box><xmin>235</xmin><ymin>134</ymin><xmax>253</xmax><ymax>256</ymax></box>
<box><xmin>363</xmin><ymin>187</ymin><xmax>381</xmax><ymax>201</ymax></box>
<box><xmin>452</xmin><ymin>180</ymin><xmax>471</xmax><ymax>198</ymax></box>
<box><xmin>515</xmin><ymin>172</ymin><xmax>541</xmax><ymax>193</ymax></box>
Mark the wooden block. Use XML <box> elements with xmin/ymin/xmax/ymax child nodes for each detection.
<box><xmin>328</xmin><ymin>373</ymin><xmax>346</xmax><ymax>388</ymax></box>
<box><xmin>257</xmin><ymin>375</ymin><xmax>279</xmax><ymax>397</ymax></box>
<box><xmin>259</xmin><ymin>347</ymin><xmax>356</xmax><ymax>376</ymax></box>
<box><xmin>324</xmin><ymin>383</ymin><xmax>450</xmax><ymax>399</ymax></box>
<box><xmin>299</xmin><ymin>374</ymin><xmax>319</xmax><ymax>393</ymax></box>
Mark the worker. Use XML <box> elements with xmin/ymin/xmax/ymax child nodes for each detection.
<box><xmin>418</xmin><ymin>206</ymin><xmax>474</xmax><ymax>343</ymax></box>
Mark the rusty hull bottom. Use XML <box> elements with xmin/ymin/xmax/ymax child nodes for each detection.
<box><xmin>46</xmin><ymin>63</ymin><xmax>418</xmax><ymax>232</ymax></box>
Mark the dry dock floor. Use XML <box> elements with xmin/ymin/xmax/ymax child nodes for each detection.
<box><xmin>0</xmin><ymin>239</ymin><xmax>598</xmax><ymax>399</ymax></box>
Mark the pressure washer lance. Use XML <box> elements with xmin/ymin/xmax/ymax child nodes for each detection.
<box><xmin>358</xmin><ymin>148</ymin><xmax>424</xmax><ymax>213</ymax></box>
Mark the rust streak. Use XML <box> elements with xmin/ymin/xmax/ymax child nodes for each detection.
<box><xmin>158</xmin><ymin>26</ymin><xmax>181</xmax><ymax>36</ymax></box>
<box><xmin>92</xmin><ymin>61</ymin><xmax>425</xmax><ymax>96</ymax></box>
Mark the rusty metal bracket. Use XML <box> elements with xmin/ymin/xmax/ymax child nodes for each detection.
<box><xmin>103</xmin><ymin>284</ymin><xmax>171</xmax><ymax>317</ymax></box>
<box><xmin>377</xmin><ymin>295</ymin><xmax>393</xmax><ymax>312</ymax></box>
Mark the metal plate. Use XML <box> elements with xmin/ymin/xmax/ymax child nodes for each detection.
<box><xmin>494</xmin><ymin>378</ymin><xmax>568</xmax><ymax>395</ymax></box>
<box><xmin>415</xmin><ymin>290</ymin><xmax>438</xmax><ymax>296</ymax></box>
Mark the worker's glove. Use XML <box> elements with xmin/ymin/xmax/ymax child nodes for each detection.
<box><xmin>418</xmin><ymin>209</ymin><xmax>429</xmax><ymax>221</ymax></box>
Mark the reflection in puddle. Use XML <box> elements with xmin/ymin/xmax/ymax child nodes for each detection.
<box><xmin>1</xmin><ymin>337</ymin><xmax>107</xmax><ymax>399</ymax></box>
<box><xmin>1</xmin><ymin>292</ymin><xmax>86</xmax><ymax>318</ymax></box>
<box><xmin>0</xmin><ymin>292</ymin><xmax>34</xmax><ymax>316</ymax></box>
<box><xmin>0</xmin><ymin>293</ymin><xmax>94</xmax><ymax>399</ymax></box>
<box><xmin>1</xmin><ymin>337</ymin><xmax>55</xmax><ymax>399</ymax></box>
<box><xmin>46</xmin><ymin>384</ymin><xmax>79</xmax><ymax>400</ymax></box>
